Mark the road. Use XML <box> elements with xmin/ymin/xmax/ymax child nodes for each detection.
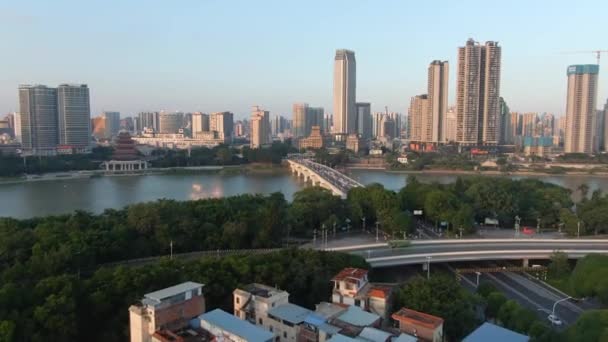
<box><xmin>464</xmin><ymin>268</ymin><xmax>583</xmax><ymax>329</ymax></box>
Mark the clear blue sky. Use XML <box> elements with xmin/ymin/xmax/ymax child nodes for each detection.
<box><xmin>1</xmin><ymin>0</ymin><xmax>607</xmax><ymax>119</ymax></box>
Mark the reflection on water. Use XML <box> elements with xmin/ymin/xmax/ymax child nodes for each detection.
<box><xmin>2</xmin><ymin>169</ymin><xmax>608</xmax><ymax>219</ymax></box>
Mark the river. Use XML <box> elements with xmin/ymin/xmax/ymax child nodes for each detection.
<box><xmin>1</xmin><ymin>169</ymin><xmax>608</xmax><ymax>219</ymax></box>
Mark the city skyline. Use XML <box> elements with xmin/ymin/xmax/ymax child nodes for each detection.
<box><xmin>1</xmin><ymin>1</ymin><xmax>607</xmax><ymax>118</ymax></box>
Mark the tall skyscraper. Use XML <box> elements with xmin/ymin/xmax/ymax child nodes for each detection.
<box><xmin>456</xmin><ymin>39</ymin><xmax>502</xmax><ymax>145</ymax></box>
<box><xmin>521</xmin><ymin>112</ymin><xmax>537</xmax><ymax>137</ymax></box>
<box><xmin>138</xmin><ymin>112</ymin><xmax>160</xmax><ymax>133</ymax></box>
<box><xmin>603</xmin><ymin>100</ymin><xmax>608</xmax><ymax>151</ymax></box>
<box><xmin>19</xmin><ymin>85</ymin><xmax>58</xmax><ymax>155</ymax></box>
<box><xmin>309</xmin><ymin>107</ymin><xmax>325</xmax><ymax>133</ymax></box>
<box><xmin>210</xmin><ymin>111</ymin><xmax>233</xmax><ymax>142</ymax></box>
<box><xmin>564</xmin><ymin>64</ymin><xmax>599</xmax><ymax>154</ymax></box>
<box><xmin>250</xmin><ymin>106</ymin><xmax>270</xmax><ymax>148</ymax></box>
<box><xmin>428</xmin><ymin>61</ymin><xmax>449</xmax><ymax>143</ymax></box>
<box><xmin>499</xmin><ymin>97</ymin><xmax>509</xmax><ymax>144</ymax></box>
<box><xmin>102</xmin><ymin>111</ymin><xmax>121</xmax><ymax>138</ymax></box>
<box><xmin>159</xmin><ymin>111</ymin><xmax>184</xmax><ymax>134</ymax></box>
<box><xmin>292</xmin><ymin>103</ymin><xmax>309</xmax><ymax>138</ymax></box>
<box><xmin>408</xmin><ymin>95</ymin><xmax>429</xmax><ymax>142</ymax></box>
<box><xmin>355</xmin><ymin>102</ymin><xmax>371</xmax><ymax>140</ymax></box>
<box><xmin>56</xmin><ymin>84</ymin><xmax>90</xmax><ymax>149</ymax></box>
<box><xmin>443</xmin><ymin>107</ymin><xmax>457</xmax><ymax>142</ymax></box>
<box><xmin>333</xmin><ymin>49</ymin><xmax>356</xmax><ymax>137</ymax></box>
<box><xmin>192</xmin><ymin>112</ymin><xmax>210</xmax><ymax>133</ymax></box>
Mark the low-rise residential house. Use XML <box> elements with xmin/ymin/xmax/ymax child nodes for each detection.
<box><xmin>129</xmin><ymin>282</ymin><xmax>205</xmax><ymax>342</ymax></box>
<box><xmin>331</xmin><ymin>268</ymin><xmax>392</xmax><ymax>320</ymax></box>
<box><xmin>234</xmin><ymin>283</ymin><xmax>312</xmax><ymax>342</ymax></box>
<box><xmin>192</xmin><ymin>308</ymin><xmax>274</xmax><ymax>342</ymax></box>
<box><xmin>391</xmin><ymin>308</ymin><xmax>444</xmax><ymax>342</ymax></box>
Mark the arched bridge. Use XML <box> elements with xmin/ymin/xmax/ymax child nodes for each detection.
<box><xmin>285</xmin><ymin>158</ymin><xmax>363</xmax><ymax>198</ymax></box>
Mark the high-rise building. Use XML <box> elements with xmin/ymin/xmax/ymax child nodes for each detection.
<box><xmin>333</xmin><ymin>49</ymin><xmax>356</xmax><ymax>137</ymax></box>
<box><xmin>56</xmin><ymin>84</ymin><xmax>90</xmax><ymax>150</ymax></box>
<box><xmin>595</xmin><ymin>109</ymin><xmax>605</xmax><ymax>151</ymax></box>
<box><xmin>564</xmin><ymin>65</ymin><xmax>599</xmax><ymax>154</ymax></box>
<box><xmin>456</xmin><ymin>39</ymin><xmax>502</xmax><ymax>145</ymax></box>
<box><xmin>521</xmin><ymin>112</ymin><xmax>537</xmax><ymax>137</ymax></box>
<box><xmin>250</xmin><ymin>106</ymin><xmax>270</xmax><ymax>148</ymax></box>
<box><xmin>292</xmin><ymin>103</ymin><xmax>308</xmax><ymax>138</ymax></box>
<box><xmin>120</xmin><ymin>117</ymin><xmax>134</xmax><ymax>132</ymax></box>
<box><xmin>19</xmin><ymin>85</ymin><xmax>58</xmax><ymax>155</ymax></box>
<box><xmin>428</xmin><ymin>61</ymin><xmax>449</xmax><ymax>143</ymax></box>
<box><xmin>137</xmin><ymin>111</ymin><xmax>159</xmax><ymax>133</ymax></box>
<box><xmin>102</xmin><ymin>111</ymin><xmax>121</xmax><ymax>138</ymax></box>
<box><xmin>380</xmin><ymin>115</ymin><xmax>395</xmax><ymax>139</ymax></box>
<box><xmin>389</xmin><ymin>112</ymin><xmax>401</xmax><ymax>139</ymax></box>
<box><xmin>192</xmin><ymin>112</ymin><xmax>210</xmax><ymax>133</ymax></box>
<box><xmin>91</xmin><ymin>116</ymin><xmax>106</xmax><ymax>139</ymax></box>
<box><xmin>499</xmin><ymin>97</ymin><xmax>509</xmax><ymax>144</ymax></box>
<box><xmin>309</xmin><ymin>107</ymin><xmax>325</xmax><ymax>133</ymax></box>
<box><xmin>506</xmin><ymin>112</ymin><xmax>521</xmax><ymax>144</ymax></box>
<box><xmin>210</xmin><ymin>111</ymin><xmax>233</xmax><ymax>142</ymax></box>
<box><xmin>159</xmin><ymin>111</ymin><xmax>184</xmax><ymax>134</ymax></box>
<box><xmin>603</xmin><ymin>100</ymin><xmax>608</xmax><ymax>151</ymax></box>
<box><xmin>372</xmin><ymin>112</ymin><xmax>384</xmax><ymax>138</ymax></box>
<box><xmin>355</xmin><ymin>102</ymin><xmax>371</xmax><ymax>140</ymax></box>
<box><xmin>3</xmin><ymin>113</ymin><xmax>15</xmax><ymax>137</ymax></box>
<box><xmin>408</xmin><ymin>95</ymin><xmax>429</xmax><ymax>142</ymax></box>
<box><xmin>443</xmin><ymin>107</ymin><xmax>457</xmax><ymax>143</ymax></box>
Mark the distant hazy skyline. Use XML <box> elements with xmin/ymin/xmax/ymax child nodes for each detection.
<box><xmin>1</xmin><ymin>0</ymin><xmax>607</xmax><ymax>119</ymax></box>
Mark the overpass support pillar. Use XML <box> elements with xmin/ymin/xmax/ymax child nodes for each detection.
<box><xmin>522</xmin><ymin>258</ymin><xmax>529</xmax><ymax>267</ymax></box>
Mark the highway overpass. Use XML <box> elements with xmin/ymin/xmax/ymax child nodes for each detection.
<box><xmin>285</xmin><ymin>158</ymin><xmax>362</xmax><ymax>197</ymax></box>
<box><xmin>326</xmin><ymin>239</ymin><xmax>608</xmax><ymax>267</ymax></box>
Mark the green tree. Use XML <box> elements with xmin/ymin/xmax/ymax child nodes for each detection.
<box><xmin>393</xmin><ymin>274</ymin><xmax>478</xmax><ymax>340</ymax></box>
<box><xmin>485</xmin><ymin>292</ymin><xmax>507</xmax><ymax>319</ymax></box>
<box><xmin>548</xmin><ymin>251</ymin><xmax>571</xmax><ymax>279</ymax></box>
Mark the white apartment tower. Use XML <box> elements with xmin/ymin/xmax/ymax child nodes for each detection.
<box><xmin>456</xmin><ymin>39</ymin><xmax>502</xmax><ymax>145</ymax></box>
<box><xmin>333</xmin><ymin>49</ymin><xmax>356</xmax><ymax>138</ymax></box>
<box><xmin>565</xmin><ymin>64</ymin><xmax>599</xmax><ymax>154</ymax></box>
<box><xmin>428</xmin><ymin>61</ymin><xmax>449</xmax><ymax>143</ymax></box>
<box><xmin>57</xmin><ymin>84</ymin><xmax>91</xmax><ymax>150</ymax></box>
<box><xmin>250</xmin><ymin>106</ymin><xmax>270</xmax><ymax>148</ymax></box>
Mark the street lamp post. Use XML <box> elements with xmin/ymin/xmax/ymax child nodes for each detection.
<box><xmin>551</xmin><ymin>296</ymin><xmax>571</xmax><ymax>325</ymax></box>
<box><xmin>475</xmin><ymin>271</ymin><xmax>481</xmax><ymax>287</ymax></box>
<box><xmin>577</xmin><ymin>221</ymin><xmax>581</xmax><ymax>238</ymax></box>
<box><xmin>375</xmin><ymin>221</ymin><xmax>380</xmax><ymax>242</ymax></box>
<box><xmin>362</xmin><ymin>217</ymin><xmax>366</xmax><ymax>232</ymax></box>
<box><xmin>515</xmin><ymin>215</ymin><xmax>521</xmax><ymax>237</ymax></box>
<box><xmin>426</xmin><ymin>256</ymin><xmax>432</xmax><ymax>280</ymax></box>
<box><xmin>537</xmin><ymin>217</ymin><xmax>541</xmax><ymax>235</ymax></box>
<box><xmin>313</xmin><ymin>229</ymin><xmax>317</xmax><ymax>246</ymax></box>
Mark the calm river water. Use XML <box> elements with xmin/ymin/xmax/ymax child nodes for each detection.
<box><xmin>1</xmin><ymin>169</ymin><xmax>607</xmax><ymax>219</ymax></box>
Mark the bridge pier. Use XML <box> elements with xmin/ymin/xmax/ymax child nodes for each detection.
<box><xmin>522</xmin><ymin>258</ymin><xmax>529</xmax><ymax>268</ymax></box>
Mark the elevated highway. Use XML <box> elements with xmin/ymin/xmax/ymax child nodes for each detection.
<box><xmin>325</xmin><ymin>239</ymin><xmax>608</xmax><ymax>267</ymax></box>
<box><xmin>285</xmin><ymin>158</ymin><xmax>362</xmax><ymax>197</ymax></box>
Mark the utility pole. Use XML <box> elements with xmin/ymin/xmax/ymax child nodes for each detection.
<box><xmin>577</xmin><ymin>221</ymin><xmax>581</xmax><ymax>238</ymax></box>
<box><xmin>515</xmin><ymin>215</ymin><xmax>521</xmax><ymax>237</ymax></box>
<box><xmin>375</xmin><ymin>221</ymin><xmax>380</xmax><ymax>242</ymax></box>
<box><xmin>362</xmin><ymin>217</ymin><xmax>366</xmax><ymax>232</ymax></box>
<box><xmin>426</xmin><ymin>256</ymin><xmax>432</xmax><ymax>280</ymax></box>
<box><xmin>170</xmin><ymin>240</ymin><xmax>173</xmax><ymax>259</ymax></box>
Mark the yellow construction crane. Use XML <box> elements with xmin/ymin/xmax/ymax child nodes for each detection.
<box><xmin>564</xmin><ymin>50</ymin><xmax>608</xmax><ymax>65</ymax></box>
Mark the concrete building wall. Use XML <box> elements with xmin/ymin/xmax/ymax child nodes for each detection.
<box><xmin>428</xmin><ymin>61</ymin><xmax>449</xmax><ymax>143</ymax></box>
<box><xmin>333</xmin><ymin>49</ymin><xmax>356</xmax><ymax>136</ymax></box>
<box><xmin>19</xmin><ymin>85</ymin><xmax>58</xmax><ymax>154</ymax></box>
<box><xmin>564</xmin><ymin>65</ymin><xmax>599</xmax><ymax>154</ymax></box>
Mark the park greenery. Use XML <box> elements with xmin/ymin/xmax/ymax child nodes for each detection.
<box><xmin>393</xmin><ymin>273</ymin><xmax>480</xmax><ymax>340</ymax></box>
<box><xmin>476</xmin><ymin>282</ymin><xmax>560</xmax><ymax>341</ymax></box>
<box><xmin>150</xmin><ymin>141</ymin><xmax>295</xmax><ymax>167</ymax></box>
<box><xmin>0</xmin><ymin>146</ymin><xmax>113</xmax><ymax>177</ymax></box>
<box><xmin>0</xmin><ymin>248</ymin><xmax>365</xmax><ymax>341</ymax></box>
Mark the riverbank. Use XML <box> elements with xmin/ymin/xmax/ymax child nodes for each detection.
<box><xmin>0</xmin><ymin>163</ymin><xmax>286</xmax><ymax>185</ymax></box>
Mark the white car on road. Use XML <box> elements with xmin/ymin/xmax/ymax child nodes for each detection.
<box><xmin>547</xmin><ymin>314</ymin><xmax>563</xmax><ymax>326</ymax></box>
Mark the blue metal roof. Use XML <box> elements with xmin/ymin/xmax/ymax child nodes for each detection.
<box><xmin>268</xmin><ymin>303</ymin><xmax>311</xmax><ymax>324</ymax></box>
<box><xmin>359</xmin><ymin>327</ymin><xmax>392</xmax><ymax>342</ymax></box>
<box><xmin>567</xmin><ymin>64</ymin><xmax>599</xmax><ymax>75</ymax></box>
<box><xmin>337</xmin><ymin>306</ymin><xmax>380</xmax><ymax>327</ymax></box>
<box><xmin>144</xmin><ymin>281</ymin><xmax>203</xmax><ymax>303</ymax></box>
<box><xmin>194</xmin><ymin>309</ymin><xmax>274</xmax><ymax>342</ymax></box>
<box><xmin>463</xmin><ymin>322</ymin><xmax>529</xmax><ymax>342</ymax></box>
<box><xmin>327</xmin><ymin>334</ymin><xmax>359</xmax><ymax>342</ymax></box>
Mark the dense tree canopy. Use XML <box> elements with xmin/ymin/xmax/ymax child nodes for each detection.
<box><xmin>0</xmin><ymin>249</ymin><xmax>366</xmax><ymax>341</ymax></box>
<box><xmin>393</xmin><ymin>273</ymin><xmax>479</xmax><ymax>340</ymax></box>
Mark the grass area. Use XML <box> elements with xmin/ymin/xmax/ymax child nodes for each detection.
<box><xmin>546</xmin><ymin>277</ymin><xmax>575</xmax><ymax>296</ymax></box>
